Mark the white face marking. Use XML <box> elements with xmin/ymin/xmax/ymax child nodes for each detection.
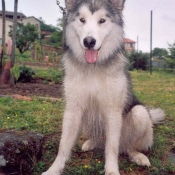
<box><xmin>74</xmin><ymin>6</ymin><xmax>115</xmax><ymax>50</ymax></box>
<box><xmin>66</xmin><ymin>5</ymin><xmax>123</xmax><ymax>63</ymax></box>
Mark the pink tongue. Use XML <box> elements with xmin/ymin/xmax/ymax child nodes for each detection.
<box><xmin>85</xmin><ymin>50</ymin><xmax>98</xmax><ymax>63</ymax></box>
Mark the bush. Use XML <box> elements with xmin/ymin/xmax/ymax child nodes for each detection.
<box><xmin>127</xmin><ymin>51</ymin><xmax>149</xmax><ymax>70</ymax></box>
<box><xmin>18</xmin><ymin>65</ymin><xmax>35</xmax><ymax>83</ymax></box>
<box><xmin>164</xmin><ymin>58</ymin><xmax>175</xmax><ymax>71</ymax></box>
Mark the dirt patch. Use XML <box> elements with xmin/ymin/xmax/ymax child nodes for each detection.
<box><xmin>0</xmin><ymin>78</ymin><xmax>62</xmax><ymax>99</ymax></box>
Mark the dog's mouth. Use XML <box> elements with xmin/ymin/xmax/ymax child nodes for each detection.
<box><xmin>85</xmin><ymin>49</ymin><xmax>100</xmax><ymax>64</ymax></box>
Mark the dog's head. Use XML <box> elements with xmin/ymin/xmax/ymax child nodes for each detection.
<box><xmin>65</xmin><ymin>0</ymin><xmax>126</xmax><ymax>65</ymax></box>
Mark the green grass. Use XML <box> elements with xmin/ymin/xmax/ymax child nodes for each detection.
<box><xmin>34</xmin><ymin>68</ymin><xmax>63</xmax><ymax>83</ymax></box>
<box><xmin>0</xmin><ymin>97</ymin><xmax>64</xmax><ymax>134</ymax></box>
<box><xmin>0</xmin><ymin>70</ymin><xmax>175</xmax><ymax>175</ymax></box>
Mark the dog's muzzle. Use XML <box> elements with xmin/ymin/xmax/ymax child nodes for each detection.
<box><xmin>83</xmin><ymin>37</ymin><xmax>98</xmax><ymax>64</ymax></box>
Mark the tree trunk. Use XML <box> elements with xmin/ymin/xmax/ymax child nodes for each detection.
<box><xmin>0</xmin><ymin>0</ymin><xmax>6</xmax><ymax>73</ymax></box>
<box><xmin>10</xmin><ymin>0</ymin><xmax>18</xmax><ymax>85</ymax></box>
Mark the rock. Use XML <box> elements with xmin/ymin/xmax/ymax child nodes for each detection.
<box><xmin>0</xmin><ymin>129</ymin><xmax>44</xmax><ymax>174</ymax></box>
<box><xmin>167</xmin><ymin>152</ymin><xmax>175</xmax><ymax>166</ymax></box>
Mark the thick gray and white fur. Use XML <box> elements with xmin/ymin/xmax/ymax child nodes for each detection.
<box><xmin>42</xmin><ymin>0</ymin><xmax>165</xmax><ymax>175</ymax></box>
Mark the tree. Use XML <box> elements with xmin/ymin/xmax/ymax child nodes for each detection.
<box><xmin>152</xmin><ymin>47</ymin><xmax>168</xmax><ymax>59</ymax></box>
<box><xmin>127</xmin><ymin>51</ymin><xmax>149</xmax><ymax>70</ymax></box>
<box><xmin>40</xmin><ymin>19</ymin><xmax>57</xmax><ymax>33</ymax></box>
<box><xmin>168</xmin><ymin>42</ymin><xmax>175</xmax><ymax>59</ymax></box>
<box><xmin>165</xmin><ymin>41</ymin><xmax>175</xmax><ymax>71</ymax></box>
<box><xmin>0</xmin><ymin>0</ymin><xmax>6</xmax><ymax>72</ymax></box>
<box><xmin>49</xmin><ymin>30</ymin><xmax>63</xmax><ymax>47</ymax></box>
<box><xmin>10</xmin><ymin>0</ymin><xmax>18</xmax><ymax>85</ymax></box>
<box><xmin>9</xmin><ymin>23</ymin><xmax>39</xmax><ymax>54</ymax></box>
<box><xmin>56</xmin><ymin>18</ymin><xmax>63</xmax><ymax>30</ymax></box>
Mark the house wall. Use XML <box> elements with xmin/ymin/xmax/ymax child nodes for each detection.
<box><xmin>0</xmin><ymin>17</ymin><xmax>13</xmax><ymax>45</ymax></box>
<box><xmin>124</xmin><ymin>42</ymin><xmax>135</xmax><ymax>52</ymax></box>
<box><xmin>18</xmin><ymin>17</ymin><xmax>41</xmax><ymax>38</ymax></box>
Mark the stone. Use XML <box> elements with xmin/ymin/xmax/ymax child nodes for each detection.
<box><xmin>167</xmin><ymin>152</ymin><xmax>175</xmax><ymax>166</ymax></box>
<box><xmin>0</xmin><ymin>129</ymin><xmax>44</xmax><ymax>174</ymax></box>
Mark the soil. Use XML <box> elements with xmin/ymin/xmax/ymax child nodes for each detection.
<box><xmin>0</xmin><ymin>77</ymin><xmax>62</xmax><ymax>99</ymax></box>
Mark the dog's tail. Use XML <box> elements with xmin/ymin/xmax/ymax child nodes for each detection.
<box><xmin>149</xmin><ymin>108</ymin><xmax>165</xmax><ymax>124</ymax></box>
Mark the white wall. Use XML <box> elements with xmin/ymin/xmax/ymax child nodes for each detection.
<box><xmin>0</xmin><ymin>17</ymin><xmax>13</xmax><ymax>44</ymax></box>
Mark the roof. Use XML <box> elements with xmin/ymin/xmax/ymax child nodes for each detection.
<box><xmin>124</xmin><ymin>38</ymin><xmax>136</xmax><ymax>43</ymax></box>
<box><xmin>0</xmin><ymin>10</ymin><xmax>26</xmax><ymax>18</ymax></box>
<box><xmin>17</xmin><ymin>16</ymin><xmax>41</xmax><ymax>22</ymax></box>
<box><xmin>0</xmin><ymin>16</ymin><xmax>13</xmax><ymax>22</ymax></box>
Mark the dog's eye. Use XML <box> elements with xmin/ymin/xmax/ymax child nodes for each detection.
<box><xmin>80</xmin><ymin>18</ymin><xmax>85</xmax><ymax>23</ymax></box>
<box><xmin>99</xmin><ymin>18</ymin><xmax>106</xmax><ymax>24</ymax></box>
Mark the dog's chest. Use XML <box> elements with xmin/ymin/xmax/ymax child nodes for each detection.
<box><xmin>64</xmin><ymin>59</ymin><xmax>128</xmax><ymax>110</ymax></box>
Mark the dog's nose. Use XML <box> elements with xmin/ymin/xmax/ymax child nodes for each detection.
<box><xmin>83</xmin><ymin>37</ymin><xmax>96</xmax><ymax>49</ymax></box>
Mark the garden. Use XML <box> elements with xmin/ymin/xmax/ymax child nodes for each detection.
<box><xmin>0</xmin><ymin>61</ymin><xmax>175</xmax><ymax>174</ymax></box>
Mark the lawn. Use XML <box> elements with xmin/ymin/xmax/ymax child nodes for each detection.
<box><xmin>0</xmin><ymin>70</ymin><xmax>175</xmax><ymax>175</ymax></box>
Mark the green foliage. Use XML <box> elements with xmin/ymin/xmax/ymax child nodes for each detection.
<box><xmin>165</xmin><ymin>58</ymin><xmax>175</xmax><ymax>71</ymax></box>
<box><xmin>40</xmin><ymin>22</ymin><xmax>57</xmax><ymax>33</ymax></box>
<box><xmin>49</xmin><ymin>31</ymin><xmax>63</xmax><ymax>47</ymax></box>
<box><xmin>15</xmin><ymin>51</ymin><xmax>33</xmax><ymax>62</ymax></box>
<box><xmin>34</xmin><ymin>41</ymin><xmax>41</xmax><ymax>53</ymax></box>
<box><xmin>34</xmin><ymin>68</ymin><xmax>63</xmax><ymax>83</ymax></box>
<box><xmin>168</xmin><ymin>41</ymin><xmax>175</xmax><ymax>59</ymax></box>
<box><xmin>164</xmin><ymin>41</ymin><xmax>175</xmax><ymax>70</ymax></box>
<box><xmin>9</xmin><ymin>23</ymin><xmax>39</xmax><ymax>54</ymax></box>
<box><xmin>18</xmin><ymin>65</ymin><xmax>35</xmax><ymax>83</ymax></box>
<box><xmin>39</xmin><ymin>17</ymin><xmax>63</xmax><ymax>47</ymax></box>
<box><xmin>153</xmin><ymin>47</ymin><xmax>168</xmax><ymax>58</ymax></box>
<box><xmin>10</xmin><ymin>64</ymin><xmax>20</xmax><ymax>82</ymax></box>
<box><xmin>39</xmin><ymin>17</ymin><xmax>57</xmax><ymax>39</ymax></box>
<box><xmin>56</xmin><ymin>18</ymin><xmax>63</xmax><ymax>30</ymax></box>
<box><xmin>127</xmin><ymin>51</ymin><xmax>149</xmax><ymax>70</ymax></box>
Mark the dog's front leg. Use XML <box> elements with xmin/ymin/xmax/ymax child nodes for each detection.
<box><xmin>42</xmin><ymin>108</ymin><xmax>82</xmax><ymax>175</ymax></box>
<box><xmin>104</xmin><ymin>110</ymin><xmax>122</xmax><ymax>175</ymax></box>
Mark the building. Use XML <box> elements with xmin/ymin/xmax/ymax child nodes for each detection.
<box><xmin>18</xmin><ymin>16</ymin><xmax>41</xmax><ymax>38</ymax></box>
<box><xmin>124</xmin><ymin>38</ymin><xmax>136</xmax><ymax>52</ymax></box>
<box><xmin>0</xmin><ymin>12</ymin><xmax>41</xmax><ymax>44</ymax></box>
<box><xmin>0</xmin><ymin>10</ymin><xmax>26</xmax><ymax>20</ymax></box>
<box><xmin>0</xmin><ymin>17</ymin><xmax>13</xmax><ymax>45</ymax></box>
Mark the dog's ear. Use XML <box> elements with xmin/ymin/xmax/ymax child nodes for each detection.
<box><xmin>65</xmin><ymin>0</ymin><xmax>77</xmax><ymax>10</ymax></box>
<box><xmin>108</xmin><ymin>0</ymin><xmax>126</xmax><ymax>11</ymax></box>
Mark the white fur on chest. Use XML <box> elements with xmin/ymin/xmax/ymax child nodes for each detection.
<box><xmin>63</xmin><ymin>59</ymin><xmax>128</xmax><ymax>110</ymax></box>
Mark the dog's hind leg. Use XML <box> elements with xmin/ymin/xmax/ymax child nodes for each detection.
<box><xmin>82</xmin><ymin>139</ymin><xmax>96</xmax><ymax>151</ymax></box>
<box><xmin>42</xmin><ymin>107</ymin><xmax>82</xmax><ymax>175</ymax></box>
<box><xmin>127</xmin><ymin>151</ymin><xmax>151</xmax><ymax>167</ymax></box>
<box><xmin>120</xmin><ymin>105</ymin><xmax>153</xmax><ymax>167</ymax></box>
<box><xmin>82</xmin><ymin>138</ymin><xmax>104</xmax><ymax>151</ymax></box>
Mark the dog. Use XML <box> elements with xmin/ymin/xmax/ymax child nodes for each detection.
<box><xmin>42</xmin><ymin>0</ymin><xmax>165</xmax><ymax>174</ymax></box>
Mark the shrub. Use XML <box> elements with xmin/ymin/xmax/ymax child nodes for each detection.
<box><xmin>18</xmin><ymin>65</ymin><xmax>35</xmax><ymax>83</ymax></box>
<box><xmin>127</xmin><ymin>51</ymin><xmax>149</xmax><ymax>70</ymax></box>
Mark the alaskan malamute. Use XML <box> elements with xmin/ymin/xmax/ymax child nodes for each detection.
<box><xmin>42</xmin><ymin>0</ymin><xmax>164</xmax><ymax>174</ymax></box>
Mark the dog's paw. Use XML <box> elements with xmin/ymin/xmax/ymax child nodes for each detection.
<box><xmin>105</xmin><ymin>171</ymin><xmax>120</xmax><ymax>175</ymax></box>
<box><xmin>82</xmin><ymin>139</ymin><xmax>95</xmax><ymax>152</ymax></box>
<box><xmin>130</xmin><ymin>153</ymin><xmax>151</xmax><ymax>167</ymax></box>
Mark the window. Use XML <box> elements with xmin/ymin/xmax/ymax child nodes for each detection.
<box><xmin>35</xmin><ymin>24</ymin><xmax>38</xmax><ymax>29</ymax></box>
